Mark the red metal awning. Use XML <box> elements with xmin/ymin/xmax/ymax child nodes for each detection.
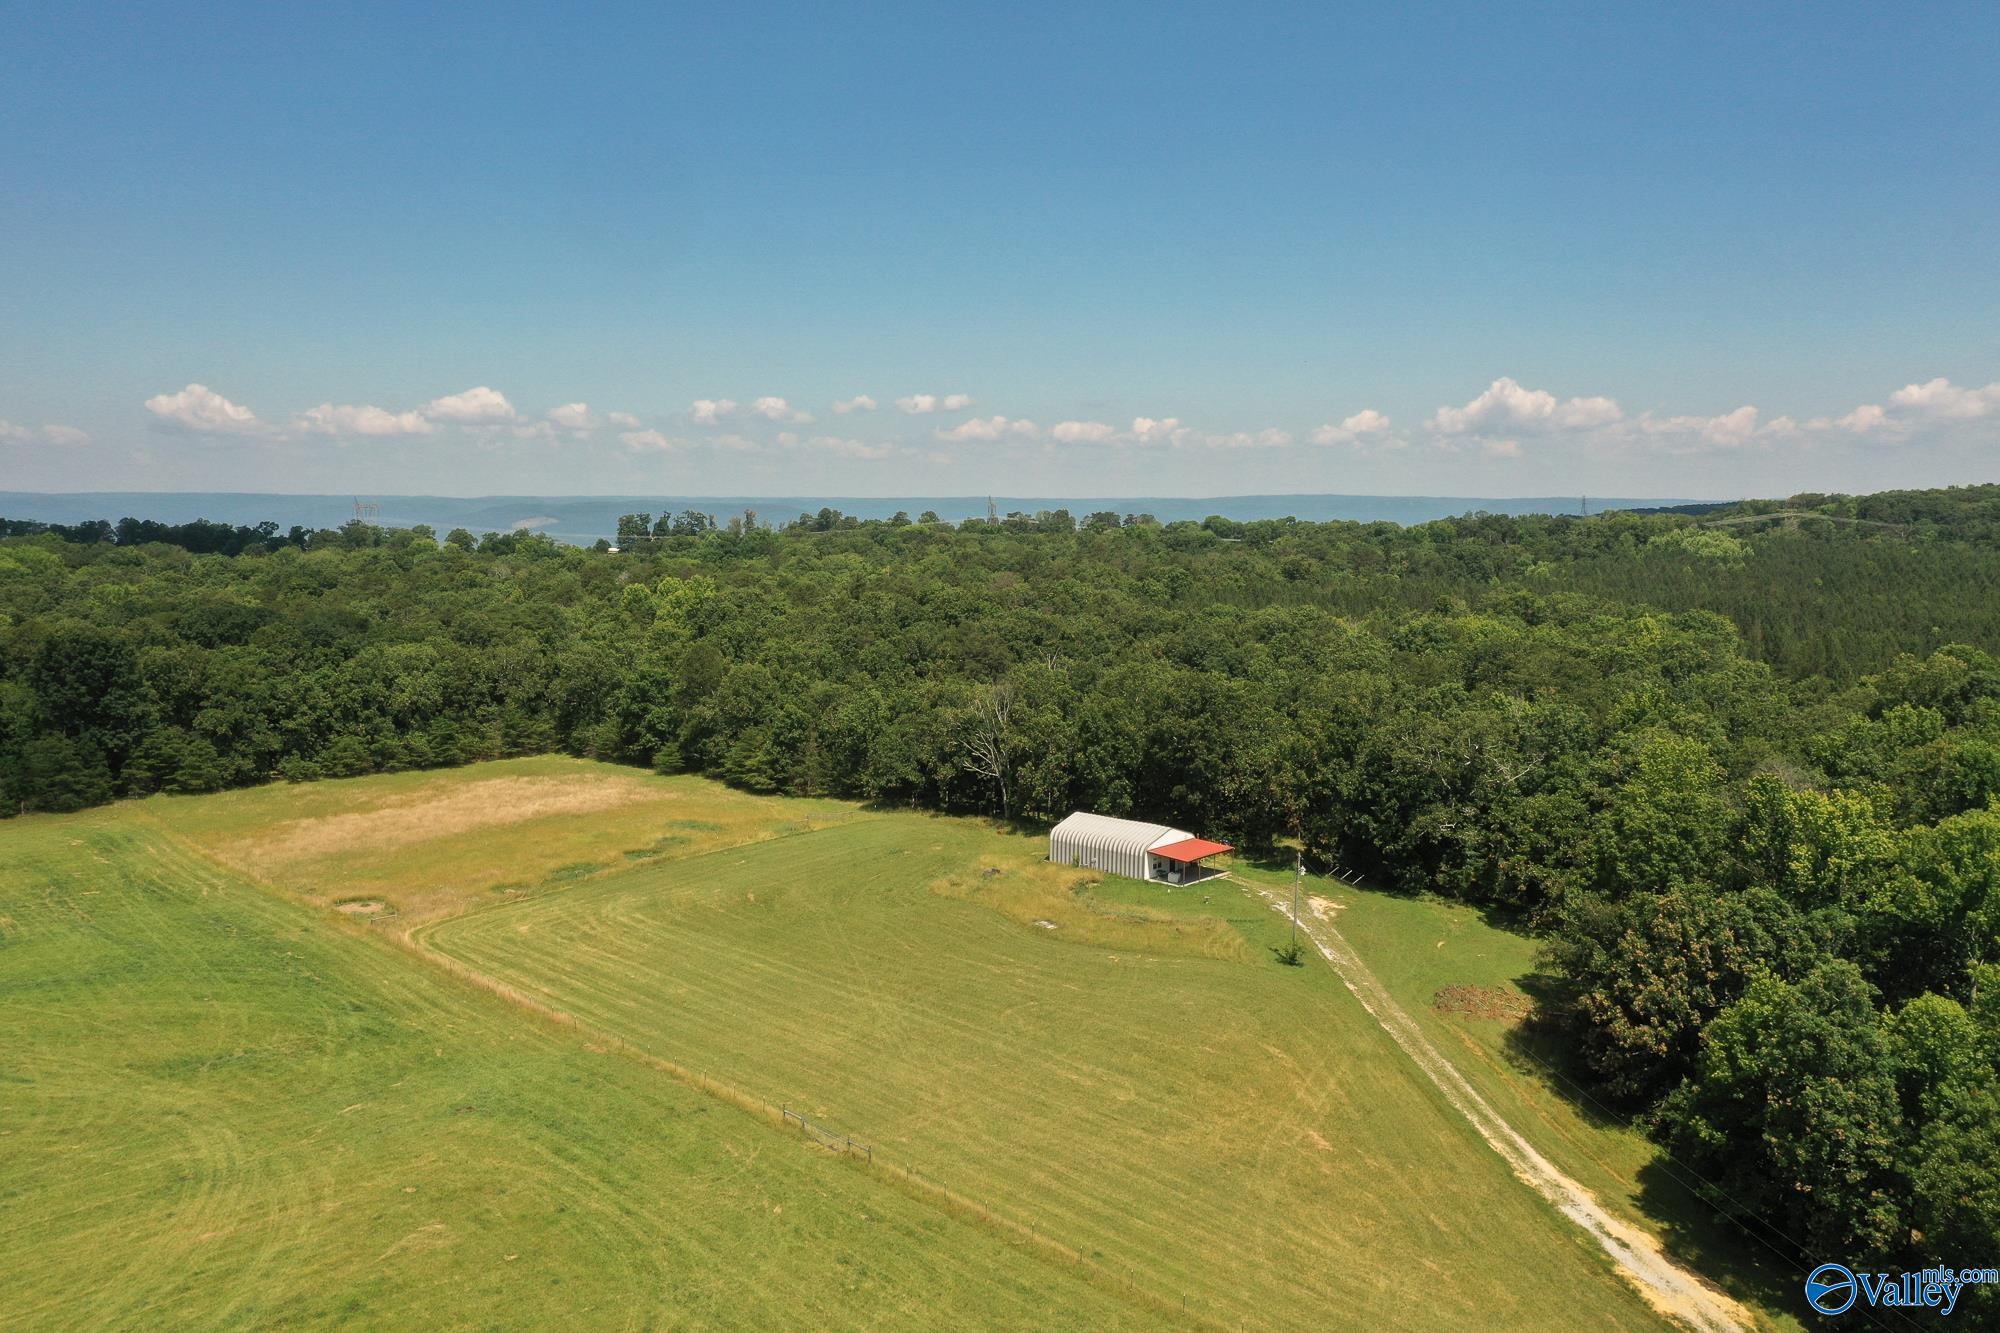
<box><xmin>1150</xmin><ymin>837</ymin><xmax>1234</xmax><ymax>863</ymax></box>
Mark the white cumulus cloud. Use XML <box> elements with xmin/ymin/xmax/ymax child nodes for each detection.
<box><xmin>547</xmin><ymin>402</ymin><xmax>598</xmax><ymax>431</ymax></box>
<box><xmin>422</xmin><ymin>386</ymin><xmax>516</xmax><ymax>423</ymax></box>
<box><xmin>1559</xmin><ymin>397</ymin><xmax>1623</xmax><ymax>428</ymax></box>
<box><xmin>1430</xmin><ymin>377</ymin><xmax>1622</xmax><ymax>435</ymax></box>
<box><xmin>832</xmin><ymin>395</ymin><xmax>877</xmax><ymax>414</ymax></box>
<box><xmin>297</xmin><ymin>402</ymin><xmax>435</xmax><ymax>436</ymax></box>
<box><xmin>145</xmin><ymin>383</ymin><xmax>264</xmax><ymax>434</ymax></box>
<box><xmin>690</xmin><ymin>398</ymin><xmax>738</xmax><ymax>424</ymax></box>
<box><xmin>1835</xmin><ymin>403</ymin><xmax>1889</xmax><ymax>434</ymax></box>
<box><xmin>1888</xmin><ymin>377</ymin><xmax>2000</xmax><ymax>420</ymax></box>
<box><xmin>938</xmin><ymin>416</ymin><xmax>1038</xmax><ymax>442</ymax></box>
<box><xmin>896</xmin><ymin>392</ymin><xmax>973</xmax><ymax>415</ymax></box>
<box><xmin>1</xmin><ymin>420</ymin><xmax>89</xmax><ymax>445</ymax></box>
<box><xmin>1802</xmin><ymin>375</ymin><xmax>2000</xmax><ymax>441</ymax></box>
<box><xmin>607</xmin><ymin>411</ymin><xmax>641</xmax><ymax>429</ymax></box>
<box><xmin>1311</xmin><ymin>409</ymin><xmax>1392</xmax><ymax>446</ymax></box>
<box><xmin>1696</xmin><ymin>405</ymin><xmax>1763</xmax><ymax>444</ymax></box>
<box><xmin>1634</xmin><ymin>405</ymin><xmax>1771</xmax><ymax>449</ymax></box>
<box><xmin>1129</xmin><ymin>416</ymin><xmax>1181</xmax><ymax>443</ymax></box>
<box><xmin>751</xmin><ymin>396</ymin><xmax>812</xmax><ymax>423</ymax></box>
<box><xmin>1051</xmin><ymin>420</ymin><xmax>1117</xmax><ymax>443</ymax></box>
<box><xmin>619</xmin><ymin>429</ymin><xmax>675</xmax><ymax>451</ymax></box>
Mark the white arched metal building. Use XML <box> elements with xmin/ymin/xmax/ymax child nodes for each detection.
<box><xmin>1048</xmin><ymin>811</ymin><xmax>1235</xmax><ymax>884</ymax></box>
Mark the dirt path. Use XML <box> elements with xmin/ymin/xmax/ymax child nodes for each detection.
<box><xmin>1236</xmin><ymin>877</ymin><xmax>1752</xmax><ymax>1333</ymax></box>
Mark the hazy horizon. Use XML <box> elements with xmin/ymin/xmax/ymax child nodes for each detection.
<box><xmin>0</xmin><ymin>485</ymin><xmax>1722</xmax><ymax>503</ymax></box>
<box><xmin>0</xmin><ymin>488</ymin><xmax>1717</xmax><ymax>546</ymax></box>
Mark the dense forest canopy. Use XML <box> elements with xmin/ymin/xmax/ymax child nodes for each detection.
<box><xmin>4</xmin><ymin>482</ymin><xmax>1999</xmax><ymax>1294</ymax></box>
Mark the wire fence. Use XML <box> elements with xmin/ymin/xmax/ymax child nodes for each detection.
<box><xmin>397</xmin><ymin>933</ymin><xmax>1216</xmax><ymax>1327</ymax></box>
<box><xmin>782</xmin><ymin>1106</ymin><xmax>870</xmax><ymax>1161</ymax></box>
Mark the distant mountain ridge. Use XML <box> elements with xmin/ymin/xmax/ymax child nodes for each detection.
<box><xmin>0</xmin><ymin>491</ymin><xmax>1718</xmax><ymax>546</ymax></box>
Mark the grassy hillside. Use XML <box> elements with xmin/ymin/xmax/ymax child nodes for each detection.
<box><xmin>1289</xmin><ymin>872</ymin><xmax>1805</xmax><ymax>1331</ymax></box>
<box><xmin>4</xmin><ymin>759</ymin><xmax>1679</xmax><ymax>1329</ymax></box>
<box><xmin>0</xmin><ymin>802</ymin><xmax>1143</xmax><ymax>1329</ymax></box>
<box><xmin>417</xmin><ymin>775</ymin><xmax>1665</xmax><ymax>1330</ymax></box>
<box><xmin>151</xmin><ymin>754</ymin><xmax>865</xmax><ymax>928</ymax></box>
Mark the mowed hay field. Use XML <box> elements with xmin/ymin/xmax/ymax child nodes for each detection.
<box><xmin>0</xmin><ymin>802</ymin><xmax>1146</xmax><ymax>1328</ymax></box>
<box><xmin>150</xmin><ymin>755</ymin><xmax>864</xmax><ymax>928</ymax></box>
<box><xmin>3</xmin><ymin>759</ymin><xmax>1669</xmax><ymax>1330</ymax></box>
<box><xmin>416</xmin><ymin>774</ymin><xmax>1666</xmax><ymax>1329</ymax></box>
<box><xmin>1291</xmin><ymin>873</ymin><xmax>1805</xmax><ymax>1331</ymax></box>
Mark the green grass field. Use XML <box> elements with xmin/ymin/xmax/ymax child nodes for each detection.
<box><xmin>0</xmin><ymin>805</ymin><xmax>1150</xmax><ymax>1329</ymax></box>
<box><xmin>2</xmin><ymin>759</ymin><xmax>1683</xmax><ymax>1329</ymax></box>
<box><xmin>1294</xmin><ymin>875</ymin><xmax>1806</xmax><ymax>1331</ymax></box>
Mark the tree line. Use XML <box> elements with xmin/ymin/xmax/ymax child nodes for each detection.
<box><xmin>2</xmin><ymin>488</ymin><xmax>1996</xmax><ymax>1294</ymax></box>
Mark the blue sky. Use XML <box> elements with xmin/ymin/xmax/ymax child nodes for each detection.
<box><xmin>2</xmin><ymin>1</ymin><xmax>1996</xmax><ymax>497</ymax></box>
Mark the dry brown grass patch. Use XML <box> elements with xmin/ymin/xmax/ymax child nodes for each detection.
<box><xmin>228</xmin><ymin>774</ymin><xmax>660</xmax><ymax>866</ymax></box>
<box><xmin>150</xmin><ymin>761</ymin><xmax>873</xmax><ymax>934</ymax></box>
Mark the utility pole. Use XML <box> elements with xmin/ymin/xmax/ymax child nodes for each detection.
<box><xmin>1291</xmin><ymin>851</ymin><xmax>1303</xmax><ymax>952</ymax></box>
